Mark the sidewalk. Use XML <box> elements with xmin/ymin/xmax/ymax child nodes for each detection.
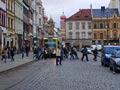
<box><xmin>0</xmin><ymin>52</ymin><xmax>34</xmax><ymax>73</ymax></box>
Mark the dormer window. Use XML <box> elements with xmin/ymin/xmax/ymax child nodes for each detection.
<box><xmin>76</xmin><ymin>16</ymin><xmax>79</xmax><ymax>18</ymax></box>
<box><xmin>85</xmin><ymin>15</ymin><xmax>88</xmax><ymax>18</ymax></box>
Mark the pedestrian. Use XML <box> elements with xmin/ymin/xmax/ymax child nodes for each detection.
<box><xmin>93</xmin><ymin>47</ymin><xmax>98</xmax><ymax>61</ymax></box>
<box><xmin>81</xmin><ymin>46</ymin><xmax>89</xmax><ymax>61</ymax></box>
<box><xmin>33</xmin><ymin>47</ymin><xmax>39</xmax><ymax>60</ymax></box>
<box><xmin>7</xmin><ymin>46</ymin><xmax>10</xmax><ymax>59</ymax></box>
<box><xmin>21</xmin><ymin>45</ymin><xmax>25</xmax><ymax>59</ymax></box>
<box><xmin>10</xmin><ymin>47</ymin><xmax>15</xmax><ymax>61</ymax></box>
<box><xmin>56</xmin><ymin>47</ymin><xmax>62</xmax><ymax>65</ymax></box>
<box><xmin>25</xmin><ymin>44</ymin><xmax>30</xmax><ymax>57</ymax></box>
<box><xmin>73</xmin><ymin>47</ymin><xmax>79</xmax><ymax>59</ymax></box>
<box><xmin>69</xmin><ymin>47</ymin><xmax>75</xmax><ymax>60</ymax></box>
<box><xmin>1</xmin><ymin>48</ymin><xmax>7</xmax><ymax>63</ymax></box>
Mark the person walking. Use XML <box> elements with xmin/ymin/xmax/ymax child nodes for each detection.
<box><xmin>56</xmin><ymin>47</ymin><xmax>62</xmax><ymax>65</ymax></box>
<box><xmin>93</xmin><ymin>47</ymin><xmax>98</xmax><ymax>61</ymax></box>
<box><xmin>1</xmin><ymin>48</ymin><xmax>7</xmax><ymax>63</ymax></box>
<box><xmin>73</xmin><ymin>47</ymin><xmax>79</xmax><ymax>60</ymax></box>
<box><xmin>81</xmin><ymin>46</ymin><xmax>89</xmax><ymax>61</ymax></box>
<box><xmin>25</xmin><ymin>44</ymin><xmax>30</xmax><ymax>57</ymax></box>
<box><xmin>21</xmin><ymin>45</ymin><xmax>25</xmax><ymax>59</ymax></box>
<box><xmin>10</xmin><ymin>47</ymin><xmax>15</xmax><ymax>61</ymax></box>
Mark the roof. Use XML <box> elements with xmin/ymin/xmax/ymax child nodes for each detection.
<box><xmin>92</xmin><ymin>8</ymin><xmax>119</xmax><ymax>18</ymax></box>
<box><xmin>66</xmin><ymin>9</ymin><xmax>92</xmax><ymax>20</ymax></box>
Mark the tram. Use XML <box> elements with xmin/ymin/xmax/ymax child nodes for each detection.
<box><xmin>43</xmin><ymin>37</ymin><xmax>59</xmax><ymax>50</ymax></box>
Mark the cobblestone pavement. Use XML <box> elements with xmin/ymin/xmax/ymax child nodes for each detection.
<box><xmin>0</xmin><ymin>53</ymin><xmax>120</xmax><ymax>90</ymax></box>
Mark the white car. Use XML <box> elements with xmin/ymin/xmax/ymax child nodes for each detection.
<box><xmin>87</xmin><ymin>47</ymin><xmax>94</xmax><ymax>54</ymax></box>
<box><xmin>81</xmin><ymin>47</ymin><xmax>93</xmax><ymax>54</ymax></box>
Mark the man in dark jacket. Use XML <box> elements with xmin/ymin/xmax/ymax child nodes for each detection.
<box><xmin>93</xmin><ymin>47</ymin><xmax>98</xmax><ymax>61</ymax></box>
<box><xmin>10</xmin><ymin>47</ymin><xmax>15</xmax><ymax>61</ymax></box>
<box><xmin>81</xmin><ymin>46</ymin><xmax>89</xmax><ymax>61</ymax></box>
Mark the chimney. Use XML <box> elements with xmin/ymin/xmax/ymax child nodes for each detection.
<box><xmin>101</xmin><ymin>6</ymin><xmax>105</xmax><ymax>12</ymax></box>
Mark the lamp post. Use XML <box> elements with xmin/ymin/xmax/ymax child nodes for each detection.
<box><xmin>106</xmin><ymin>11</ymin><xmax>109</xmax><ymax>45</ymax></box>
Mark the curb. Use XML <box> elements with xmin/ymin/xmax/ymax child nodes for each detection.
<box><xmin>0</xmin><ymin>59</ymin><xmax>36</xmax><ymax>74</ymax></box>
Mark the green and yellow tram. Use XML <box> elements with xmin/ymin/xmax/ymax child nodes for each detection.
<box><xmin>43</xmin><ymin>37</ymin><xmax>59</xmax><ymax>50</ymax></box>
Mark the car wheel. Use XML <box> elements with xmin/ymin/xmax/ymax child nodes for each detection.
<box><xmin>112</xmin><ymin>65</ymin><xmax>116</xmax><ymax>73</ymax></box>
<box><xmin>110</xmin><ymin>66</ymin><xmax>112</xmax><ymax>70</ymax></box>
<box><xmin>101</xmin><ymin>59</ymin><xmax>104</xmax><ymax>66</ymax></box>
<box><xmin>101</xmin><ymin>61</ymin><xmax>104</xmax><ymax>66</ymax></box>
<box><xmin>103</xmin><ymin>61</ymin><xmax>107</xmax><ymax>67</ymax></box>
<box><xmin>109</xmin><ymin>63</ymin><xmax>113</xmax><ymax>70</ymax></box>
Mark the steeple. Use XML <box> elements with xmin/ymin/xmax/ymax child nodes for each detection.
<box><xmin>60</xmin><ymin>12</ymin><xmax>66</xmax><ymax>19</ymax></box>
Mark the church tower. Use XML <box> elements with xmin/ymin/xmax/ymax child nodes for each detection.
<box><xmin>60</xmin><ymin>12</ymin><xmax>66</xmax><ymax>41</ymax></box>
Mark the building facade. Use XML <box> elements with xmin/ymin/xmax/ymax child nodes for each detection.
<box><xmin>23</xmin><ymin>0</ymin><xmax>29</xmax><ymax>46</ymax></box>
<box><xmin>92</xmin><ymin>6</ymin><xmax>120</xmax><ymax>45</ymax></box>
<box><xmin>28</xmin><ymin>0</ymin><xmax>33</xmax><ymax>50</ymax></box>
<box><xmin>0</xmin><ymin>0</ymin><xmax>6</xmax><ymax>53</ymax></box>
<box><xmin>65</xmin><ymin>9</ymin><xmax>92</xmax><ymax>50</ymax></box>
<box><xmin>36</xmin><ymin>0</ymin><xmax>44</xmax><ymax>46</ymax></box>
<box><xmin>6</xmin><ymin>0</ymin><xmax>15</xmax><ymax>47</ymax></box>
<box><xmin>15</xmin><ymin>0</ymin><xmax>23</xmax><ymax>51</ymax></box>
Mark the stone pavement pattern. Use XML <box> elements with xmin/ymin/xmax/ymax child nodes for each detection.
<box><xmin>0</xmin><ymin>53</ymin><xmax>120</xmax><ymax>90</ymax></box>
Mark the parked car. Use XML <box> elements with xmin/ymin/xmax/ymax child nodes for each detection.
<box><xmin>101</xmin><ymin>45</ymin><xmax>120</xmax><ymax>66</ymax></box>
<box><xmin>109</xmin><ymin>50</ymin><xmax>120</xmax><ymax>73</ymax></box>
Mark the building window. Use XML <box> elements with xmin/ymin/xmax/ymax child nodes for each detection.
<box><xmin>81</xmin><ymin>32</ymin><xmax>86</xmax><ymax>39</ymax></box>
<box><xmin>82</xmin><ymin>22</ymin><xmax>85</xmax><ymax>29</ymax></box>
<box><xmin>100</xmin><ymin>23</ymin><xmax>103</xmax><ymax>29</ymax></box>
<box><xmin>100</xmin><ymin>33</ymin><xmax>103</xmax><ymax>39</ymax></box>
<box><xmin>2</xmin><ymin>13</ymin><xmax>4</xmax><ymax>26</ymax></box>
<box><xmin>94</xmin><ymin>33</ymin><xmax>97</xmax><ymax>39</ymax></box>
<box><xmin>39</xmin><ymin>7</ymin><xmax>41</xmax><ymax>14</ymax></box>
<box><xmin>88</xmin><ymin>22</ymin><xmax>91</xmax><ymax>29</ymax></box>
<box><xmin>106</xmin><ymin>23</ymin><xmax>109</xmax><ymax>28</ymax></box>
<box><xmin>113</xmin><ymin>23</ymin><xmax>117</xmax><ymax>28</ymax></box>
<box><xmin>68</xmin><ymin>32</ymin><xmax>72</xmax><ymax>39</ymax></box>
<box><xmin>39</xmin><ymin>18</ymin><xmax>41</xmax><ymax>26</ymax></box>
<box><xmin>88</xmin><ymin>32</ymin><xmax>91</xmax><ymax>39</ymax></box>
<box><xmin>113</xmin><ymin>31</ymin><xmax>117</xmax><ymax>39</ymax></box>
<box><xmin>0</xmin><ymin>11</ymin><xmax>1</xmax><ymax>26</ymax></box>
<box><xmin>94</xmin><ymin>23</ymin><xmax>97</xmax><ymax>29</ymax></box>
<box><xmin>3</xmin><ymin>13</ymin><xmax>5</xmax><ymax>27</ymax></box>
<box><xmin>76</xmin><ymin>32</ymin><xmax>80</xmax><ymax>39</ymax></box>
<box><xmin>75</xmin><ymin>22</ymin><xmax>79</xmax><ymax>30</ymax></box>
<box><xmin>11</xmin><ymin>19</ymin><xmax>13</xmax><ymax>29</ymax></box>
<box><xmin>1</xmin><ymin>0</ymin><xmax>5</xmax><ymax>3</ymax></box>
<box><xmin>68</xmin><ymin>22</ymin><xmax>72</xmax><ymax>30</ymax></box>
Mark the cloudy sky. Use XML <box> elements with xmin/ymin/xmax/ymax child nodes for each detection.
<box><xmin>42</xmin><ymin>0</ymin><xmax>110</xmax><ymax>27</ymax></box>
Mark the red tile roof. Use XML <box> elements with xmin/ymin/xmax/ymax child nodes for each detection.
<box><xmin>66</xmin><ymin>9</ymin><xmax>92</xmax><ymax>20</ymax></box>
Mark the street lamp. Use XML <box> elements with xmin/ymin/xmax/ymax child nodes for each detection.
<box><xmin>106</xmin><ymin>10</ymin><xmax>109</xmax><ymax>45</ymax></box>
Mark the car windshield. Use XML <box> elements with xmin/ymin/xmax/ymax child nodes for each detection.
<box><xmin>115</xmin><ymin>52</ymin><xmax>120</xmax><ymax>58</ymax></box>
<box><xmin>105</xmin><ymin>48</ymin><xmax>115</xmax><ymax>54</ymax></box>
<box><xmin>105</xmin><ymin>47</ymin><xmax>120</xmax><ymax>54</ymax></box>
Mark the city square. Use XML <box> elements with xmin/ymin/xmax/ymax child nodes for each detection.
<box><xmin>1</xmin><ymin>0</ymin><xmax>120</xmax><ymax>90</ymax></box>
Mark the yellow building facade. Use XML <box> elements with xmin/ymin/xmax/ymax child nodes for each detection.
<box><xmin>92</xmin><ymin>7</ymin><xmax>120</xmax><ymax>45</ymax></box>
<box><xmin>6</xmin><ymin>0</ymin><xmax>15</xmax><ymax>47</ymax></box>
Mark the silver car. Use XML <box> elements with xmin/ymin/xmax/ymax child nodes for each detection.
<box><xmin>109</xmin><ymin>50</ymin><xmax>120</xmax><ymax>73</ymax></box>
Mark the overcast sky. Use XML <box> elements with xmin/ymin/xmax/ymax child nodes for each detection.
<box><xmin>42</xmin><ymin>0</ymin><xmax>110</xmax><ymax>27</ymax></box>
